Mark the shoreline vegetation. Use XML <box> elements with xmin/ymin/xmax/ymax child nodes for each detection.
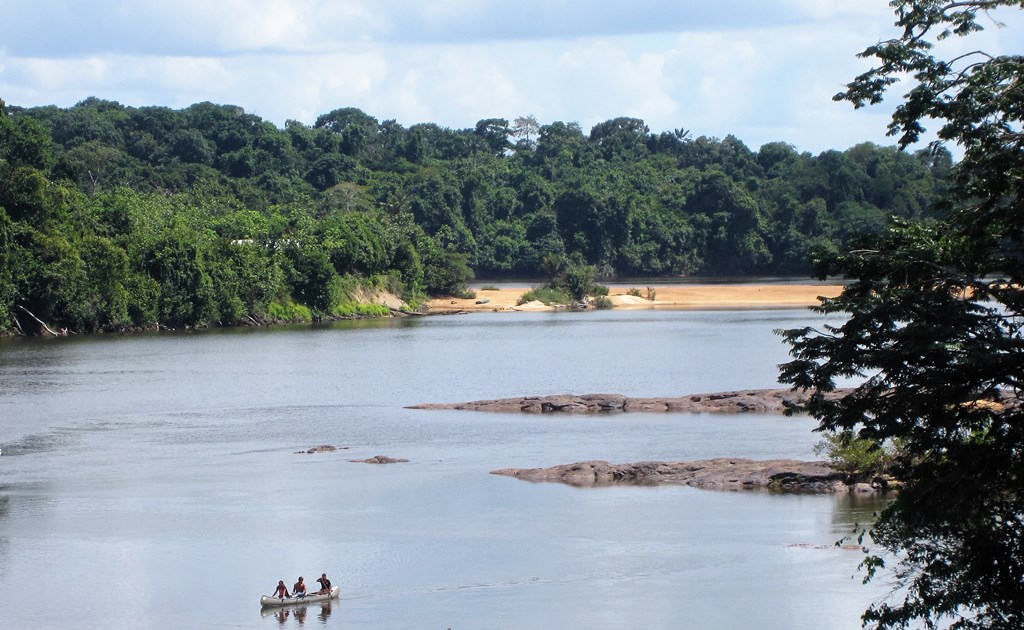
<box><xmin>4</xmin><ymin>282</ymin><xmax>844</xmax><ymax>337</ymax></box>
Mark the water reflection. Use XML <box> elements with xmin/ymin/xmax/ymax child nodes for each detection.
<box><xmin>261</xmin><ymin>602</ymin><xmax>332</xmax><ymax>625</ymax></box>
<box><xmin>831</xmin><ymin>491</ymin><xmax>894</xmax><ymax>536</ymax></box>
<box><xmin>318</xmin><ymin>602</ymin><xmax>332</xmax><ymax>623</ymax></box>
<box><xmin>274</xmin><ymin>608</ymin><xmax>287</xmax><ymax>625</ymax></box>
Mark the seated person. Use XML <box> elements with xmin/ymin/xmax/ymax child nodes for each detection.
<box><xmin>273</xmin><ymin>580</ymin><xmax>290</xmax><ymax>598</ymax></box>
<box><xmin>316</xmin><ymin>573</ymin><xmax>332</xmax><ymax>594</ymax></box>
<box><xmin>293</xmin><ymin>576</ymin><xmax>307</xmax><ymax>597</ymax></box>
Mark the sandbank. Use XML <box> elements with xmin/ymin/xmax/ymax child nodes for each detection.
<box><xmin>425</xmin><ymin>283</ymin><xmax>844</xmax><ymax>313</ymax></box>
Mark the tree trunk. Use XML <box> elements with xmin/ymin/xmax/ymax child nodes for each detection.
<box><xmin>15</xmin><ymin>305</ymin><xmax>62</xmax><ymax>336</ymax></box>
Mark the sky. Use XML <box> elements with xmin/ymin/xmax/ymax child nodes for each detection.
<box><xmin>0</xmin><ymin>0</ymin><xmax>1019</xmax><ymax>155</ymax></box>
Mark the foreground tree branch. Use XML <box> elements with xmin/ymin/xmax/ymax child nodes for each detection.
<box><xmin>781</xmin><ymin>2</ymin><xmax>1024</xmax><ymax>628</ymax></box>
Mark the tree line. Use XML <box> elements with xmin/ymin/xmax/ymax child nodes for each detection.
<box><xmin>0</xmin><ymin>97</ymin><xmax>951</xmax><ymax>334</ymax></box>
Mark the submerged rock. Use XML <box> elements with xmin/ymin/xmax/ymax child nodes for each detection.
<box><xmin>351</xmin><ymin>455</ymin><xmax>410</xmax><ymax>464</ymax></box>
<box><xmin>297</xmin><ymin>444</ymin><xmax>346</xmax><ymax>454</ymax></box>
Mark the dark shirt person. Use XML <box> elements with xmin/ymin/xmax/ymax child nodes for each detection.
<box><xmin>274</xmin><ymin>580</ymin><xmax>290</xmax><ymax>598</ymax></box>
<box><xmin>293</xmin><ymin>576</ymin><xmax>307</xmax><ymax>597</ymax></box>
<box><xmin>316</xmin><ymin>573</ymin><xmax>332</xmax><ymax>594</ymax></box>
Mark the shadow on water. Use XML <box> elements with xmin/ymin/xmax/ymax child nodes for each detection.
<box><xmin>0</xmin><ymin>494</ymin><xmax>10</xmax><ymax>566</ymax></box>
<box><xmin>833</xmin><ymin>491</ymin><xmax>893</xmax><ymax>527</ymax></box>
<box><xmin>0</xmin><ymin>429</ymin><xmax>77</xmax><ymax>457</ymax></box>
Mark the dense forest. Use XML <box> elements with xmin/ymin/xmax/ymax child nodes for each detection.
<box><xmin>0</xmin><ymin>97</ymin><xmax>951</xmax><ymax>334</ymax></box>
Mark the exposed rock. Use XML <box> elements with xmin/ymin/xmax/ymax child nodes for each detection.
<box><xmin>491</xmin><ymin>458</ymin><xmax>868</xmax><ymax>493</ymax></box>
<box><xmin>787</xmin><ymin>543</ymin><xmax>868</xmax><ymax>551</ymax></box>
<box><xmin>408</xmin><ymin>389</ymin><xmax>852</xmax><ymax>415</ymax></box>
<box><xmin>412</xmin><ymin>388</ymin><xmax>1020</xmax><ymax>415</ymax></box>
<box><xmin>351</xmin><ymin>455</ymin><xmax>410</xmax><ymax>464</ymax></box>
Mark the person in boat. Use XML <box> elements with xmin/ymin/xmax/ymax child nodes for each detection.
<box><xmin>293</xmin><ymin>576</ymin><xmax>307</xmax><ymax>597</ymax></box>
<box><xmin>273</xmin><ymin>580</ymin><xmax>290</xmax><ymax>598</ymax></box>
<box><xmin>316</xmin><ymin>573</ymin><xmax>332</xmax><ymax>594</ymax></box>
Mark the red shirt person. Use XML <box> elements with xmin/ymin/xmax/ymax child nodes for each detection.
<box><xmin>273</xmin><ymin>580</ymin><xmax>290</xmax><ymax>598</ymax></box>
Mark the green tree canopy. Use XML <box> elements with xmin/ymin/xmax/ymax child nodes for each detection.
<box><xmin>779</xmin><ymin>2</ymin><xmax>1024</xmax><ymax>628</ymax></box>
<box><xmin>0</xmin><ymin>55</ymin><xmax>967</xmax><ymax>335</ymax></box>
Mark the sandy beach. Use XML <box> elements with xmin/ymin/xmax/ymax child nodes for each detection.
<box><xmin>425</xmin><ymin>283</ymin><xmax>844</xmax><ymax>313</ymax></box>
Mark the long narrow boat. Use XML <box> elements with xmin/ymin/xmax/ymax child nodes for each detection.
<box><xmin>260</xmin><ymin>586</ymin><xmax>340</xmax><ymax>607</ymax></box>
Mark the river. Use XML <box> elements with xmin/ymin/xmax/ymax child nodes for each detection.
<box><xmin>0</xmin><ymin>308</ymin><xmax>885</xmax><ymax>629</ymax></box>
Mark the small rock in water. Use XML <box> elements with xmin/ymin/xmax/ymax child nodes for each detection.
<box><xmin>350</xmin><ymin>455</ymin><xmax>410</xmax><ymax>464</ymax></box>
<box><xmin>295</xmin><ymin>444</ymin><xmax>343</xmax><ymax>454</ymax></box>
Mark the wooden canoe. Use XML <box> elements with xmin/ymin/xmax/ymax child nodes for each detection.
<box><xmin>260</xmin><ymin>585</ymin><xmax>340</xmax><ymax>607</ymax></box>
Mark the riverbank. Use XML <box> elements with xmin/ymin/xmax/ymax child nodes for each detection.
<box><xmin>425</xmin><ymin>283</ymin><xmax>844</xmax><ymax>313</ymax></box>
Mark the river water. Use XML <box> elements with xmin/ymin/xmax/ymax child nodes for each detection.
<box><xmin>0</xmin><ymin>308</ymin><xmax>885</xmax><ymax>629</ymax></box>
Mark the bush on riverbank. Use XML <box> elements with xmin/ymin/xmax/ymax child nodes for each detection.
<box><xmin>813</xmin><ymin>430</ymin><xmax>900</xmax><ymax>478</ymax></box>
<box><xmin>332</xmin><ymin>302</ymin><xmax>391</xmax><ymax>318</ymax></box>
<box><xmin>268</xmin><ymin>297</ymin><xmax>312</xmax><ymax>323</ymax></box>
<box><xmin>517</xmin><ymin>286</ymin><xmax>570</xmax><ymax>306</ymax></box>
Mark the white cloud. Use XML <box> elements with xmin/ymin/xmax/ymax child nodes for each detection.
<box><xmin>552</xmin><ymin>40</ymin><xmax>677</xmax><ymax>127</ymax></box>
<box><xmin>0</xmin><ymin>0</ymin><xmax>861</xmax><ymax>56</ymax></box>
<box><xmin>1</xmin><ymin>0</ymin><xmax>1019</xmax><ymax>155</ymax></box>
<box><xmin>4</xmin><ymin>55</ymin><xmax>231</xmax><ymax>107</ymax></box>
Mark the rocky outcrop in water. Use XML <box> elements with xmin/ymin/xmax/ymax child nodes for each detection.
<box><xmin>413</xmin><ymin>388</ymin><xmax>909</xmax><ymax>493</ymax></box>
<box><xmin>296</xmin><ymin>444</ymin><xmax>348</xmax><ymax>454</ymax></box>
<box><xmin>409</xmin><ymin>389</ymin><xmax>850</xmax><ymax>414</ymax></box>
<box><xmin>351</xmin><ymin>455</ymin><xmax>410</xmax><ymax>464</ymax></box>
<box><xmin>491</xmin><ymin>458</ymin><xmax>888</xmax><ymax>493</ymax></box>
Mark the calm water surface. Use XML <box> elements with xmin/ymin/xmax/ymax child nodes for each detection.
<box><xmin>0</xmin><ymin>309</ymin><xmax>884</xmax><ymax>629</ymax></box>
